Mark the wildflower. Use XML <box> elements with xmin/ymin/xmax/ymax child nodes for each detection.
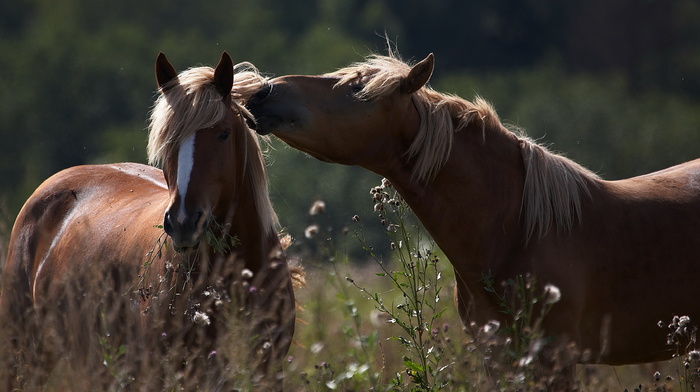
<box><xmin>382</xmin><ymin>178</ymin><xmax>392</xmax><ymax>188</ymax></box>
<box><xmin>653</xmin><ymin>371</ymin><xmax>661</xmax><ymax>382</ymax></box>
<box><xmin>208</xmin><ymin>350</ymin><xmax>217</xmax><ymax>359</ymax></box>
<box><xmin>192</xmin><ymin>311</ymin><xmax>211</xmax><ymax>326</ymax></box>
<box><xmin>241</xmin><ymin>268</ymin><xmax>254</xmax><ymax>279</ymax></box>
<box><xmin>679</xmin><ymin>315</ymin><xmax>691</xmax><ymax>327</ymax></box>
<box><xmin>309</xmin><ymin>200</ymin><xmax>326</xmax><ymax>215</ymax></box>
<box><xmin>543</xmin><ymin>284</ymin><xmax>562</xmax><ymax>305</ymax></box>
<box><xmin>304</xmin><ymin>224</ymin><xmax>319</xmax><ymax>239</ymax></box>
<box><xmin>374</xmin><ymin>203</ymin><xmax>383</xmax><ymax>212</ymax></box>
<box><xmin>352</xmin><ymin>215</ymin><xmax>360</xmax><ymax>222</ymax></box>
<box><xmin>482</xmin><ymin>320</ymin><xmax>500</xmax><ymax>335</ymax></box>
<box><xmin>689</xmin><ymin>350</ymin><xmax>700</xmax><ymax>361</ymax></box>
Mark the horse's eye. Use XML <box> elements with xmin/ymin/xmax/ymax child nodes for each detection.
<box><xmin>351</xmin><ymin>83</ymin><xmax>364</xmax><ymax>94</ymax></box>
<box><xmin>219</xmin><ymin>130</ymin><xmax>231</xmax><ymax>141</ymax></box>
<box><xmin>350</xmin><ymin>75</ymin><xmax>370</xmax><ymax>95</ymax></box>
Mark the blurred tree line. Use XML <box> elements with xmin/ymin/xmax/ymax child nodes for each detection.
<box><xmin>1</xmin><ymin>0</ymin><xmax>699</xmax><ymax>258</ymax></box>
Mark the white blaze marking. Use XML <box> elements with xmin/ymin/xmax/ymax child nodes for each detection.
<box><xmin>176</xmin><ymin>133</ymin><xmax>196</xmax><ymax>224</ymax></box>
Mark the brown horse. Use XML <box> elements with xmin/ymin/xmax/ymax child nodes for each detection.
<box><xmin>247</xmin><ymin>51</ymin><xmax>700</xmax><ymax>366</ymax></box>
<box><xmin>0</xmin><ymin>52</ymin><xmax>296</xmax><ymax>390</ymax></box>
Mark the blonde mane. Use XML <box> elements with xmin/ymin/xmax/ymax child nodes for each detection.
<box><xmin>147</xmin><ymin>63</ymin><xmax>278</xmax><ymax>234</ymax></box>
<box><xmin>330</xmin><ymin>53</ymin><xmax>599</xmax><ymax>240</ymax></box>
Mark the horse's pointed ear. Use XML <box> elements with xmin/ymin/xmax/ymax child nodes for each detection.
<box><xmin>213</xmin><ymin>51</ymin><xmax>234</xmax><ymax>99</ymax></box>
<box><xmin>400</xmin><ymin>53</ymin><xmax>434</xmax><ymax>95</ymax></box>
<box><xmin>155</xmin><ymin>52</ymin><xmax>178</xmax><ymax>92</ymax></box>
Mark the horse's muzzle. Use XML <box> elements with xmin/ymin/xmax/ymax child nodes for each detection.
<box><xmin>163</xmin><ymin>209</ymin><xmax>209</xmax><ymax>252</ymax></box>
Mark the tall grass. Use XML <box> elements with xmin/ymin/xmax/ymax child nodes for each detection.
<box><xmin>0</xmin><ymin>189</ymin><xmax>699</xmax><ymax>391</ymax></box>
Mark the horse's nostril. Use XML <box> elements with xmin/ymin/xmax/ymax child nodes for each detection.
<box><xmin>163</xmin><ymin>212</ymin><xmax>174</xmax><ymax>235</ymax></box>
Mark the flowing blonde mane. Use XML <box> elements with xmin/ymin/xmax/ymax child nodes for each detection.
<box><xmin>147</xmin><ymin>63</ymin><xmax>278</xmax><ymax>233</ymax></box>
<box><xmin>330</xmin><ymin>52</ymin><xmax>599</xmax><ymax>240</ymax></box>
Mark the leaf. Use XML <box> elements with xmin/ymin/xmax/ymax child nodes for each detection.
<box><xmin>434</xmin><ymin>308</ymin><xmax>447</xmax><ymax>319</ymax></box>
<box><xmin>402</xmin><ymin>358</ymin><xmax>425</xmax><ymax>373</ymax></box>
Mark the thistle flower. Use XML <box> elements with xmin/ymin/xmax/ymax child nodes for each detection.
<box><xmin>241</xmin><ymin>268</ymin><xmax>254</xmax><ymax>279</ymax></box>
<box><xmin>304</xmin><ymin>224</ymin><xmax>319</xmax><ymax>239</ymax></box>
<box><xmin>543</xmin><ymin>284</ymin><xmax>561</xmax><ymax>305</ymax></box>
<box><xmin>193</xmin><ymin>311</ymin><xmax>211</xmax><ymax>326</ymax></box>
<box><xmin>309</xmin><ymin>200</ymin><xmax>326</xmax><ymax>215</ymax></box>
<box><xmin>679</xmin><ymin>315</ymin><xmax>691</xmax><ymax>327</ymax></box>
<box><xmin>482</xmin><ymin>320</ymin><xmax>500</xmax><ymax>335</ymax></box>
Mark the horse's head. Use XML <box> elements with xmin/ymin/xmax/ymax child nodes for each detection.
<box><xmin>247</xmin><ymin>53</ymin><xmax>434</xmax><ymax>171</ymax></box>
<box><xmin>151</xmin><ymin>52</ymin><xmax>249</xmax><ymax>252</ymax></box>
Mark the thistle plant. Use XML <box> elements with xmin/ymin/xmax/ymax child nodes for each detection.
<box><xmin>659</xmin><ymin>315</ymin><xmax>700</xmax><ymax>392</ymax></box>
<box><xmin>480</xmin><ymin>272</ymin><xmax>562</xmax><ymax>363</ymax></box>
<box><xmin>477</xmin><ymin>270</ymin><xmax>602</xmax><ymax>391</ymax></box>
<box><xmin>350</xmin><ymin>178</ymin><xmax>450</xmax><ymax>391</ymax></box>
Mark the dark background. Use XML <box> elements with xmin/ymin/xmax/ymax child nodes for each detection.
<box><xmin>2</xmin><ymin>0</ymin><xmax>699</xmax><ymax>258</ymax></box>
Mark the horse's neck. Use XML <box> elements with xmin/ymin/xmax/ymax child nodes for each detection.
<box><xmin>385</xmin><ymin>122</ymin><xmax>526</xmax><ymax>278</ymax></box>
<box><xmin>225</xmin><ymin>163</ymin><xmax>279</xmax><ymax>274</ymax></box>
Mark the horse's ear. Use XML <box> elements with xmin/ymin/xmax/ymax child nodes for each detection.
<box><xmin>400</xmin><ymin>53</ymin><xmax>434</xmax><ymax>95</ymax></box>
<box><xmin>155</xmin><ymin>52</ymin><xmax>178</xmax><ymax>92</ymax></box>
<box><xmin>213</xmin><ymin>51</ymin><xmax>234</xmax><ymax>99</ymax></box>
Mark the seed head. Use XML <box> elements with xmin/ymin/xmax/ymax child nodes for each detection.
<box><xmin>241</xmin><ymin>268</ymin><xmax>254</xmax><ymax>279</ymax></box>
<box><xmin>193</xmin><ymin>311</ymin><xmax>211</xmax><ymax>326</ymax></box>
<box><xmin>482</xmin><ymin>320</ymin><xmax>500</xmax><ymax>335</ymax></box>
<box><xmin>304</xmin><ymin>224</ymin><xmax>319</xmax><ymax>239</ymax></box>
<box><xmin>679</xmin><ymin>316</ymin><xmax>691</xmax><ymax>327</ymax></box>
<box><xmin>543</xmin><ymin>284</ymin><xmax>561</xmax><ymax>305</ymax></box>
<box><xmin>309</xmin><ymin>200</ymin><xmax>326</xmax><ymax>215</ymax></box>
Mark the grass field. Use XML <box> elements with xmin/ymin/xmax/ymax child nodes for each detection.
<box><xmin>0</xmin><ymin>184</ymin><xmax>698</xmax><ymax>391</ymax></box>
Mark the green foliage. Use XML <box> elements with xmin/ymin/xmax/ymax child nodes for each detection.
<box><xmin>349</xmin><ymin>179</ymin><xmax>450</xmax><ymax>391</ymax></box>
<box><xmin>2</xmin><ymin>0</ymin><xmax>700</xmax><ymax>264</ymax></box>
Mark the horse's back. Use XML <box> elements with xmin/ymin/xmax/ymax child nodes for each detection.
<box><xmin>564</xmin><ymin>159</ymin><xmax>700</xmax><ymax>363</ymax></box>
<box><xmin>1</xmin><ymin>163</ymin><xmax>168</xmax><ymax>308</ymax></box>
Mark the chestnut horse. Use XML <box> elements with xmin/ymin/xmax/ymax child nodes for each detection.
<box><xmin>0</xmin><ymin>52</ymin><xmax>295</xmax><ymax>390</ymax></box>
<box><xmin>247</xmin><ymin>52</ymin><xmax>700</xmax><ymax>366</ymax></box>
